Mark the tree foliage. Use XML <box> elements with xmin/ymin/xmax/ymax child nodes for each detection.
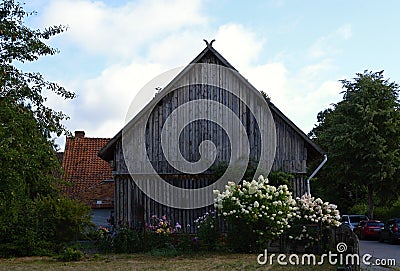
<box><xmin>0</xmin><ymin>100</ymin><xmax>61</xmax><ymax>199</ymax></box>
<box><xmin>310</xmin><ymin>70</ymin><xmax>400</xmax><ymax>218</ymax></box>
<box><xmin>1</xmin><ymin>0</ymin><xmax>75</xmax><ymax>137</ymax></box>
<box><xmin>0</xmin><ymin>0</ymin><xmax>91</xmax><ymax>256</ymax></box>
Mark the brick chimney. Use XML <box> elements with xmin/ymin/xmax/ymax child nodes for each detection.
<box><xmin>75</xmin><ymin>130</ymin><xmax>85</xmax><ymax>138</ymax></box>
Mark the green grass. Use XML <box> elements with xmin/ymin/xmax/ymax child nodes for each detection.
<box><xmin>0</xmin><ymin>253</ymin><xmax>338</xmax><ymax>271</ymax></box>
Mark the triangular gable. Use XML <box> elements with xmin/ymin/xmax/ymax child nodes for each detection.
<box><xmin>99</xmin><ymin>43</ymin><xmax>323</xmax><ymax>161</ymax></box>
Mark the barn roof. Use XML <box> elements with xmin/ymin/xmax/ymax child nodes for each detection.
<box><xmin>99</xmin><ymin>42</ymin><xmax>323</xmax><ymax>162</ymax></box>
<box><xmin>62</xmin><ymin>131</ymin><xmax>114</xmax><ymax>208</ymax></box>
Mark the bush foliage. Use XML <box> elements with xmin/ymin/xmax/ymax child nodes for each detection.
<box><xmin>214</xmin><ymin>175</ymin><xmax>296</xmax><ymax>251</ymax></box>
<box><xmin>214</xmin><ymin>176</ymin><xmax>341</xmax><ymax>252</ymax></box>
<box><xmin>0</xmin><ymin>195</ymin><xmax>93</xmax><ymax>256</ymax></box>
<box><xmin>194</xmin><ymin>211</ymin><xmax>220</xmax><ymax>251</ymax></box>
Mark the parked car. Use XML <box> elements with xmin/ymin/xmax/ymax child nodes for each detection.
<box><xmin>379</xmin><ymin>218</ymin><xmax>400</xmax><ymax>244</ymax></box>
<box><xmin>354</xmin><ymin>220</ymin><xmax>384</xmax><ymax>240</ymax></box>
<box><xmin>341</xmin><ymin>215</ymin><xmax>369</xmax><ymax>230</ymax></box>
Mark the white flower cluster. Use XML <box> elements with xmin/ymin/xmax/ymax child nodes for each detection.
<box><xmin>213</xmin><ymin>175</ymin><xmax>297</xmax><ymax>238</ymax></box>
<box><xmin>293</xmin><ymin>194</ymin><xmax>341</xmax><ymax>227</ymax></box>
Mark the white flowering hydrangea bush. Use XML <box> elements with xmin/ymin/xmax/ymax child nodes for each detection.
<box><xmin>214</xmin><ymin>175</ymin><xmax>297</xmax><ymax>250</ymax></box>
<box><xmin>287</xmin><ymin>194</ymin><xmax>341</xmax><ymax>252</ymax></box>
<box><xmin>293</xmin><ymin>194</ymin><xmax>341</xmax><ymax>227</ymax></box>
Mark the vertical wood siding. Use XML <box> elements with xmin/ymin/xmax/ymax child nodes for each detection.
<box><xmin>114</xmin><ymin>174</ymin><xmax>213</xmax><ymax>233</ymax></box>
<box><xmin>112</xmin><ymin>53</ymin><xmax>311</xmax><ymax>230</ymax></box>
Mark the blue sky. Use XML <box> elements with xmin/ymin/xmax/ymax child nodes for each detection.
<box><xmin>20</xmin><ymin>0</ymin><xmax>400</xmax><ymax>148</ymax></box>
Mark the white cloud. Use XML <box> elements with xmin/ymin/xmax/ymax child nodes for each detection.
<box><xmin>244</xmin><ymin>62</ymin><xmax>288</xmax><ymax>104</ymax></box>
<box><xmin>292</xmin><ymin>80</ymin><xmax>342</xmax><ymax>131</ymax></box>
<box><xmin>147</xmin><ymin>30</ymin><xmax>207</xmax><ymax>65</ymax></box>
<box><xmin>308</xmin><ymin>24</ymin><xmax>352</xmax><ymax>59</ymax></box>
<box><xmin>207</xmin><ymin>23</ymin><xmax>343</xmax><ymax>133</ymax></box>
<box><xmin>36</xmin><ymin>0</ymin><xmax>348</xmax><ymax>147</ymax></box>
<box><xmin>35</xmin><ymin>0</ymin><xmax>208</xmax><ymax>146</ymax></box>
<box><xmin>336</xmin><ymin>24</ymin><xmax>352</xmax><ymax>40</ymax></box>
<box><xmin>72</xmin><ymin>62</ymin><xmax>169</xmax><ymax>137</ymax></box>
<box><xmin>298</xmin><ymin>59</ymin><xmax>335</xmax><ymax>85</ymax></box>
<box><xmin>68</xmin><ymin>19</ymin><xmax>344</xmax><ymax>138</ymax></box>
<box><xmin>41</xmin><ymin>0</ymin><xmax>207</xmax><ymax>60</ymax></box>
<box><xmin>213</xmin><ymin>24</ymin><xmax>266</xmax><ymax>67</ymax></box>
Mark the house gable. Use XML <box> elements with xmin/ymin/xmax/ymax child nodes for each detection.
<box><xmin>97</xmin><ymin>41</ymin><xmax>324</xmax><ymax>229</ymax></box>
<box><xmin>99</xmin><ymin>43</ymin><xmax>323</xmax><ymax>168</ymax></box>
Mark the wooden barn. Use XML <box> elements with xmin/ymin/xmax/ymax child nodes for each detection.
<box><xmin>99</xmin><ymin>41</ymin><xmax>323</xmax><ymax>231</ymax></box>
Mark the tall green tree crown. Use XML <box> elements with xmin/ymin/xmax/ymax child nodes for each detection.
<box><xmin>310</xmin><ymin>70</ymin><xmax>400</xmax><ymax>217</ymax></box>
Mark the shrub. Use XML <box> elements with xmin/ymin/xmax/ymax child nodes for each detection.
<box><xmin>350</xmin><ymin>199</ymin><xmax>400</xmax><ymax>221</ymax></box>
<box><xmin>370</xmin><ymin>205</ymin><xmax>400</xmax><ymax>221</ymax></box>
<box><xmin>214</xmin><ymin>175</ymin><xmax>296</xmax><ymax>251</ymax></box>
<box><xmin>94</xmin><ymin>226</ymin><xmax>142</xmax><ymax>254</ymax></box>
<box><xmin>226</xmin><ymin>223</ymin><xmax>259</xmax><ymax>252</ymax></box>
<box><xmin>194</xmin><ymin>211</ymin><xmax>220</xmax><ymax>250</ymax></box>
<box><xmin>113</xmin><ymin>226</ymin><xmax>142</xmax><ymax>253</ymax></box>
<box><xmin>146</xmin><ymin>215</ymin><xmax>181</xmax><ymax>235</ymax></box>
<box><xmin>287</xmin><ymin>194</ymin><xmax>341</xmax><ymax>252</ymax></box>
<box><xmin>144</xmin><ymin>215</ymin><xmax>181</xmax><ymax>251</ymax></box>
<box><xmin>93</xmin><ymin>226</ymin><xmax>113</xmax><ymax>253</ymax></box>
<box><xmin>57</xmin><ymin>247</ymin><xmax>84</xmax><ymax>262</ymax></box>
<box><xmin>0</xmin><ymin>195</ymin><xmax>93</xmax><ymax>256</ymax></box>
<box><xmin>34</xmin><ymin>195</ymin><xmax>94</xmax><ymax>243</ymax></box>
<box><xmin>173</xmin><ymin>233</ymin><xmax>200</xmax><ymax>252</ymax></box>
<box><xmin>286</xmin><ymin>224</ymin><xmax>321</xmax><ymax>252</ymax></box>
<box><xmin>292</xmin><ymin>194</ymin><xmax>341</xmax><ymax>227</ymax></box>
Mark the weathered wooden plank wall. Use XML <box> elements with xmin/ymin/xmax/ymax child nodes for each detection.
<box><xmin>112</xmin><ymin>52</ymin><xmax>311</xmax><ymax>229</ymax></box>
<box><xmin>114</xmin><ymin>174</ymin><xmax>213</xmax><ymax>233</ymax></box>
<box><xmin>271</xmin><ymin>113</ymin><xmax>307</xmax><ymax>173</ymax></box>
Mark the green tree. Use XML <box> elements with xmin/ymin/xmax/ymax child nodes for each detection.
<box><xmin>310</xmin><ymin>70</ymin><xmax>400</xmax><ymax>218</ymax></box>
<box><xmin>1</xmin><ymin>0</ymin><xmax>75</xmax><ymax>137</ymax></box>
<box><xmin>0</xmin><ymin>0</ymin><xmax>91</xmax><ymax>256</ymax></box>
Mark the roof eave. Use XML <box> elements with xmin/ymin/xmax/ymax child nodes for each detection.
<box><xmin>267</xmin><ymin>101</ymin><xmax>324</xmax><ymax>156</ymax></box>
<box><xmin>98</xmin><ymin>130</ymin><xmax>121</xmax><ymax>162</ymax></box>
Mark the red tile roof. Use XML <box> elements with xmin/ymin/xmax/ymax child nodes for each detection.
<box><xmin>61</xmin><ymin>132</ymin><xmax>114</xmax><ymax>208</ymax></box>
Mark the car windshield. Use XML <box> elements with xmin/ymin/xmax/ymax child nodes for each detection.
<box><xmin>366</xmin><ymin>222</ymin><xmax>384</xmax><ymax>227</ymax></box>
<box><xmin>349</xmin><ymin>216</ymin><xmax>368</xmax><ymax>223</ymax></box>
